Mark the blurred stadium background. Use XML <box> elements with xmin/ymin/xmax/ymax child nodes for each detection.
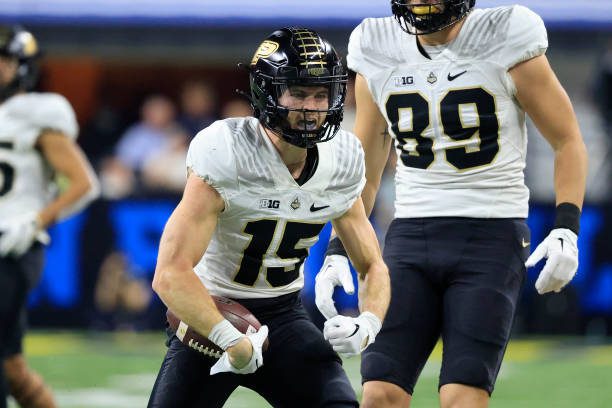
<box><xmin>1</xmin><ymin>0</ymin><xmax>611</xmax><ymax>406</ymax></box>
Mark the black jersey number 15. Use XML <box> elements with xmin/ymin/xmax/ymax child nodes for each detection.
<box><xmin>233</xmin><ymin>220</ymin><xmax>325</xmax><ymax>288</ymax></box>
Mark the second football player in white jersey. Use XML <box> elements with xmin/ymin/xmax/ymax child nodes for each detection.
<box><xmin>0</xmin><ymin>26</ymin><xmax>99</xmax><ymax>408</ymax></box>
<box><xmin>148</xmin><ymin>28</ymin><xmax>390</xmax><ymax>407</ymax></box>
<box><xmin>316</xmin><ymin>1</ymin><xmax>587</xmax><ymax>407</ymax></box>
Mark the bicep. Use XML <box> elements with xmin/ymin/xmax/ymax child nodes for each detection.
<box><xmin>354</xmin><ymin>74</ymin><xmax>392</xmax><ymax>182</ymax></box>
<box><xmin>157</xmin><ymin>173</ymin><xmax>224</xmax><ymax>269</ymax></box>
<box><xmin>510</xmin><ymin>55</ymin><xmax>581</xmax><ymax>149</ymax></box>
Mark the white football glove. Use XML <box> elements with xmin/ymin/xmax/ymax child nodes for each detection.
<box><xmin>210</xmin><ymin>325</ymin><xmax>268</xmax><ymax>375</ymax></box>
<box><xmin>315</xmin><ymin>255</ymin><xmax>355</xmax><ymax>319</ymax></box>
<box><xmin>323</xmin><ymin>312</ymin><xmax>381</xmax><ymax>357</ymax></box>
<box><xmin>0</xmin><ymin>212</ymin><xmax>43</xmax><ymax>258</ymax></box>
<box><xmin>525</xmin><ymin>228</ymin><xmax>578</xmax><ymax>295</ymax></box>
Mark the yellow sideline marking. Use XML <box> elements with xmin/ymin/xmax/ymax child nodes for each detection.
<box><xmin>505</xmin><ymin>340</ymin><xmax>555</xmax><ymax>362</ymax></box>
<box><xmin>24</xmin><ymin>333</ymin><xmax>84</xmax><ymax>356</ymax></box>
<box><xmin>24</xmin><ymin>332</ymin><xmax>609</xmax><ymax>365</ymax></box>
<box><xmin>585</xmin><ymin>345</ymin><xmax>612</xmax><ymax>365</ymax></box>
<box><xmin>24</xmin><ymin>331</ymin><xmax>166</xmax><ymax>357</ymax></box>
<box><xmin>426</xmin><ymin>339</ymin><xmax>553</xmax><ymax>362</ymax></box>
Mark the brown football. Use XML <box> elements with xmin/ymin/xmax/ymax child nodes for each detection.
<box><xmin>166</xmin><ymin>296</ymin><xmax>269</xmax><ymax>359</ymax></box>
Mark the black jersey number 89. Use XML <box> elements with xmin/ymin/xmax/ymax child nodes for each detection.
<box><xmin>385</xmin><ymin>87</ymin><xmax>500</xmax><ymax>170</ymax></box>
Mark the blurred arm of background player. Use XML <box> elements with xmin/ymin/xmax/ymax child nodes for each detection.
<box><xmin>37</xmin><ymin>130</ymin><xmax>100</xmax><ymax>228</ymax></box>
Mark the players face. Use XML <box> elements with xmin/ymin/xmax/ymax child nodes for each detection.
<box><xmin>0</xmin><ymin>56</ymin><xmax>18</xmax><ymax>88</ymax></box>
<box><xmin>278</xmin><ymin>85</ymin><xmax>329</xmax><ymax>131</ymax></box>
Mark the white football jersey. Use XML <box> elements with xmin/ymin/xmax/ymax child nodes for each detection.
<box><xmin>0</xmin><ymin>93</ymin><xmax>79</xmax><ymax>219</ymax></box>
<box><xmin>348</xmin><ymin>6</ymin><xmax>548</xmax><ymax>218</ymax></box>
<box><xmin>187</xmin><ymin>117</ymin><xmax>365</xmax><ymax>299</ymax></box>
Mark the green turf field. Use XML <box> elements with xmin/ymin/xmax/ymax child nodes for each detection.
<box><xmin>13</xmin><ymin>331</ymin><xmax>612</xmax><ymax>407</ymax></box>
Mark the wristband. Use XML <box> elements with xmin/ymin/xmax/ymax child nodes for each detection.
<box><xmin>208</xmin><ymin>319</ymin><xmax>243</xmax><ymax>350</ymax></box>
<box><xmin>357</xmin><ymin>311</ymin><xmax>382</xmax><ymax>349</ymax></box>
<box><xmin>325</xmin><ymin>237</ymin><xmax>348</xmax><ymax>258</ymax></box>
<box><xmin>359</xmin><ymin>311</ymin><xmax>382</xmax><ymax>336</ymax></box>
<box><xmin>554</xmin><ymin>202</ymin><xmax>581</xmax><ymax>235</ymax></box>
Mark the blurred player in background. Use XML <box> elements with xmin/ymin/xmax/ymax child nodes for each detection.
<box><xmin>0</xmin><ymin>26</ymin><xmax>100</xmax><ymax>408</ymax></box>
<box><xmin>315</xmin><ymin>1</ymin><xmax>588</xmax><ymax>407</ymax></box>
<box><xmin>148</xmin><ymin>27</ymin><xmax>390</xmax><ymax>407</ymax></box>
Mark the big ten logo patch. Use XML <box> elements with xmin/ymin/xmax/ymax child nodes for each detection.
<box><xmin>393</xmin><ymin>76</ymin><xmax>414</xmax><ymax>87</ymax></box>
<box><xmin>260</xmin><ymin>199</ymin><xmax>280</xmax><ymax>209</ymax></box>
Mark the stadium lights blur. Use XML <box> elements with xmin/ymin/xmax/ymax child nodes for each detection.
<box><xmin>0</xmin><ymin>0</ymin><xmax>610</xmax><ymax>29</ymax></box>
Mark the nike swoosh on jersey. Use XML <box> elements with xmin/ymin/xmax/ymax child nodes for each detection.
<box><xmin>521</xmin><ymin>238</ymin><xmax>530</xmax><ymax>248</ymax></box>
<box><xmin>447</xmin><ymin>70</ymin><xmax>467</xmax><ymax>81</ymax></box>
<box><xmin>310</xmin><ymin>204</ymin><xmax>330</xmax><ymax>212</ymax></box>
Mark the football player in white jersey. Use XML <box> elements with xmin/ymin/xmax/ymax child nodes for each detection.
<box><xmin>315</xmin><ymin>1</ymin><xmax>588</xmax><ymax>407</ymax></box>
<box><xmin>0</xmin><ymin>26</ymin><xmax>99</xmax><ymax>408</ymax></box>
<box><xmin>148</xmin><ymin>28</ymin><xmax>390</xmax><ymax>407</ymax></box>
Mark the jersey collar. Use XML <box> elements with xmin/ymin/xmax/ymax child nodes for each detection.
<box><xmin>257</xmin><ymin>123</ymin><xmax>332</xmax><ymax>191</ymax></box>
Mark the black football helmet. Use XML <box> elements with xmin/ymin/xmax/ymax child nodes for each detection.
<box><xmin>246</xmin><ymin>27</ymin><xmax>348</xmax><ymax>148</ymax></box>
<box><xmin>391</xmin><ymin>0</ymin><xmax>475</xmax><ymax>35</ymax></box>
<box><xmin>0</xmin><ymin>25</ymin><xmax>39</xmax><ymax>101</ymax></box>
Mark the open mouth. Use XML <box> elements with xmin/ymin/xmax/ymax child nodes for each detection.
<box><xmin>298</xmin><ymin>118</ymin><xmax>319</xmax><ymax>130</ymax></box>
